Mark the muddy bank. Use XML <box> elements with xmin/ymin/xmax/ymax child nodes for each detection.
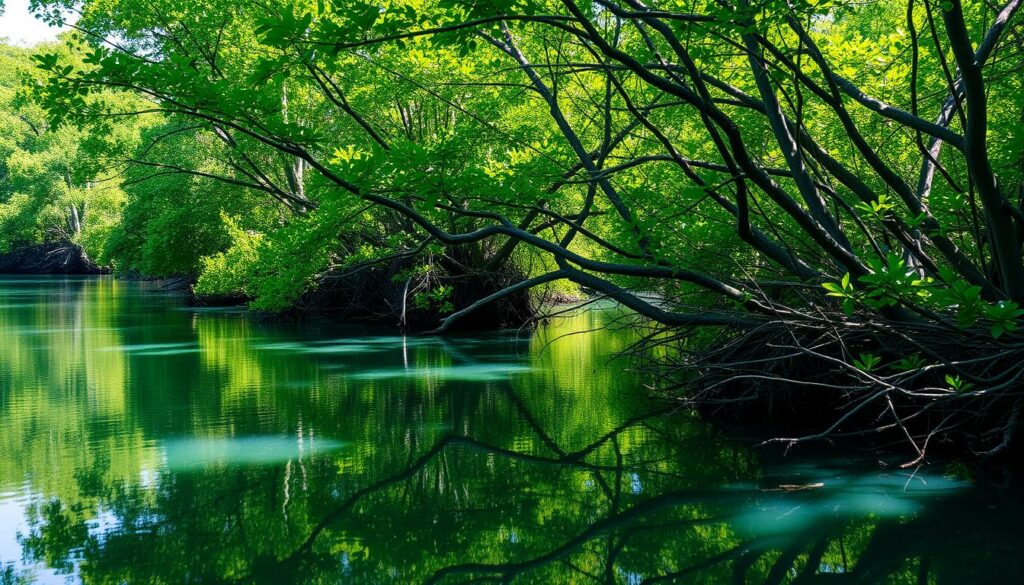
<box><xmin>0</xmin><ymin>242</ymin><xmax>108</xmax><ymax>275</ymax></box>
<box><xmin>190</xmin><ymin>263</ymin><xmax>539</xmax><ymax>332</ymax></box>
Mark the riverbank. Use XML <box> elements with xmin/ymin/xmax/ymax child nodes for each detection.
<box><xmin>0</xmin><ymin>241</ymin><xmax>107</xmax><ymax>275</ymax></box>
<box><xmin>0</xmin><ymin>245</ymin><xmax>548</xmax><ymax>330</ymax></box>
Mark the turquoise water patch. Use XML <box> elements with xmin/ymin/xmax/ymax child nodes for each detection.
<box><xmin>99</xmin><ymin>342</ymin><xmax>199</xmax><ymax>356</ymax></box>
<box><xmin>133</xmin><ymin>348</ymin><xmax>203</xmax><ymax>356</ymax></box>
<box><xmin>257</xmin><ymin>337</ymin><xmax>428</xmax><ymax>355</ymax></box>
<box><xmin>255</xmin><ymin>341</ymin><xmax>308</xmax><ymax>351</ymax></box>
<box><xmin>729</xmin><ymin>469</ymin><xmax>966</xmax><ymax>538</ymax></box>
<box><xmin>347</xmin><ymin>363</ymin><xmax>533</xmax><ymax>382</ymax></box>
<box><xmin>255</xmin><ymin>341</ymin><xmax>379</xmax><ymax>354</ymax></box>
<box><xmin>302</xmin><ymin>343</ymin><xmax>380</xmax><ymax>354</ymax></box>
<box><xmin>162</xmin><ymin>436</ymin><xmax>348</xmax><ymax>471</ymax></box>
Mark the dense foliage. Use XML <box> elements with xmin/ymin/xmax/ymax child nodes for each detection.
<box><xmin>3</xmin><ymin>0</ymin><xmax>1024</xmax><ymax>454</ymax></box>
<box><xmin>0</xmin><ymin>42</ymin><xmax>149</xmax><ymax>262</ymax></box>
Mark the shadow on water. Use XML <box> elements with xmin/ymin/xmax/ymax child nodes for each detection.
<box><xmin>0</xmin><ymin>276</ymin><xmax>1020</xmax><ymax>584</ymax></box>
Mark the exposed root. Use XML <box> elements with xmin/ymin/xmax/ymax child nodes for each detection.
<box><xmin>289</xmin><ymin>253</ymin><xmax>536</xmax><ymax>331</ymax></box>
<box><xmin>636</xmin><ymin>309</ymin><xmax>1024</xmax><ymax>463</ymax></box>
<box><xmin>0</xmin><ymin>241</ymin><xmax>107</xmax><ymax>275</ymax></box>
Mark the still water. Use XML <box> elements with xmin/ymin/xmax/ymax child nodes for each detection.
<box><xmin>0</xmin><ymin>276</ymin><xmax>1020</xmax><ymax>584</ymax></box>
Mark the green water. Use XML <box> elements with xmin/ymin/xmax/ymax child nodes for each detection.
<box><xmin>0</xmin><ymin>277</ymin><xmax>1019</xmax><ymax>584</ymax></box>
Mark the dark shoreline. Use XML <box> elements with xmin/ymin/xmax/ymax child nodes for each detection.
<box><xmin>0</xmin><ymin>241</ymin><xmax>108</xmax><ymax>275</ymax></box>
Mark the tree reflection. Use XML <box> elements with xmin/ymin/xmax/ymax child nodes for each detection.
<box><xmin>14</xmin><ymin>398</ymin><xmax>1023</xmax><ymax>584</ymax></box>
<box><xmin>0</xmin><ymin>281</ymin><xmax>1021</xmax><ymax>584</ymax></box>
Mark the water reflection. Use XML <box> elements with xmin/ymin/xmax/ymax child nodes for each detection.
<box><xmin>0</xmin><ymin>276</ymin><xmax>1019</xmax><ymax>584</ymax></box>
<box><xmin>162</xmin><ymin>436</ymin><xmax>349</xmax><ymax>471</ymax></box>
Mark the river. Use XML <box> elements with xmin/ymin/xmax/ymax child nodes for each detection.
<box><xmin>0</xmin><ymin>276</ymin><xmax>1019</xmax><ymax>583</ymax></box>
